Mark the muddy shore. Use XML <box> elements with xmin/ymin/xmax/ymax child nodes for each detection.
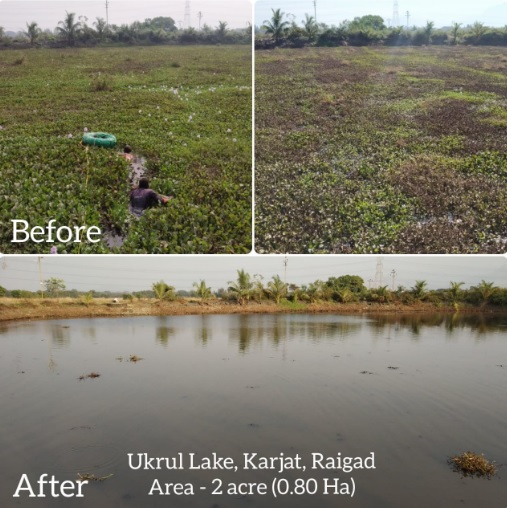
<box><xmin>1</xmin><ymin>298</ymin><xmax>504</xmax><ymax>323</ymax></box>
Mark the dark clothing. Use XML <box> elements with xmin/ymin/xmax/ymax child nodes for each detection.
<box><xmin>129</xmin><ymin>187</ymin><xmax>162</xmax><ymax>216</ymax></box>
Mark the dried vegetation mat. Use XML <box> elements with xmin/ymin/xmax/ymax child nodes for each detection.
<box><xmin>449</xmin><ymin>451</ymin><xmax>498</xmax><ymax>479</ymax></box>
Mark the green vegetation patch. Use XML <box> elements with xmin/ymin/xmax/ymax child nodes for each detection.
<box><xmin>255</xmin><ymin>46</ymin><xmax>507</xmax><ymax>253</ymax></box>
<box><xmin>0</xmin><ymin>46</ymin><xmax>251</xmax><ymax>253</ymax></box>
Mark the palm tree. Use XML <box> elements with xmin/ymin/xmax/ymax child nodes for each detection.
<box><xmin>215</xmin><ymin>20</ymin><xmax>228</xmax><ymax>41</ymax></box>
<box><xmin>411</xmin><ymin>280</ymin><xmax>427</xmax><ymax>300</ymax></box>
<box><xmin>24</xmin><ymin>22</ymin><xmax>41</xmax><ymax>46</ymax></box>
<box><xmin>337</xmin><ymin>288</ymin><xmax>354</xmax><ymax>303</ymax></box>
<box><xmin>265</xmin><ymin>275</ymin><xmax>287</xmax><ymax>304</ymax></box>
<box><xmin>469</xmin><ymin>21</ymin><xmax>486</xmax><ymax>44</ymax></box>
<box><xmin>56</xmin><ymin>12</ymin><xmax>81</xmax><ymax>46</ymax></box>
<box><xmin>448</xmin><ymin>281</ymin><xmax>464</xmax><ymax>304</ymax></box>
<box><xmin>472</xmin><ymin>280</ymin><xmax>498</xmax><ymax>306</ymax></box>
<box><xmin>228</xmin><ymin>269</ymin><xmax>253</xmax><ymax>305</ymax></box>
<box><xmin>152</xmin><ymin>280</ymin><xmax>176</xmax><ymax>302</ymax></box>
<box><xmin>423</xmin><ymin>20</ymin><xmax>434</xmax><ymax>44</ymax></box>
<box><xmin>193</xmin><ymin>280</ymin><xmax>212</xmax><ymax>304</ymax></box>
<box><xmin>262</xmin><ymin>8</ymin><xmax>289</xmax><ymax>45</ymax></box>
<box><xmin>94</xmin><ymin>17</ymin><xmax>108</xmax><ymax>39</ymax></box>
<box><xmin>302</xmin><ymin>14</ymin><xmax>318</xmax><ymax>41</ymax></box>
<box><xmin>450</xmin><ymin>21</ymin><xmax>462</xmax><ymax>45</ymax></box>
<box><xmin>369</xmin><ymin>285</ymin><xmax>391</xmax><ymax>303</ymax></box>
<box><xmin>252</xmin><ymin>274</ymin><xmax>265</xmax><ymax>304</ymax></box>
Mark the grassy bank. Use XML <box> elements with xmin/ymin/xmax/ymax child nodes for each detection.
<box><xmin>256</xmin><ymin>46</ymin><xmax>507</xmax><ymax>253</ymax></box>
<box><xmin>0</xmin><ymin>297</ymin><xmax>504</xmax><ymax>323</ymax></box>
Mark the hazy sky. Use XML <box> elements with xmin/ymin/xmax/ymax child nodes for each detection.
<box><xmin>255</xmin><ymin>0</ymin><xmax>507</xmax><ymax>28</ymax></box>
<box><xmin>0</xmin><ymin>0</ymin><xmax>252</xmax><ymax>32</ymax></box>
<box><xmin>1</xmin><ymin>255</ymin><xmax>506</xmax><ymax>292</ymax></box>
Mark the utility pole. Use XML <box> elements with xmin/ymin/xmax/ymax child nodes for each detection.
<box><xmin>390</xmin><ymin>270</ymin><xmax>397</xmax><ymax>291</ymax></box>
<box><xmin>406</xmin><ymin>11</ymin><xmax>410</xmax><ymax>30</ymax></box>
<box><xmin>313</xmin><ymin>0</ymin><xmax>317</xmax><ymax>24</ymax></box>
<box><xmin>283</xmin><ymin>256</ymin><xmax>288</xmax><ymax>284</ymax></box>
<box><xmin>38</xmin><ymin>256</ymin><xmax>44</xmax><ymax>299</ymax></box>
<box><xmin>197</xmin><ymin>11</ymin><xmax>203</xmax><ymax>31</ymax></box>
<box><xmin>105</xmin><ymin>0</ymin><xmax>109</xmax><ymax>28</ymax></box>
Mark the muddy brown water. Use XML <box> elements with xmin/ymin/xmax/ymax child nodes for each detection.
<box><xmin>1</xmin><ymin>313</ymin><xmax>506</xmax><ymax>507</ymax></box>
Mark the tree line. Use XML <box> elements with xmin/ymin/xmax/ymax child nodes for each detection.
<box><xmin>1</xmin><ymin>271</ymin><xmax>507</xmax><ymax>308</ymax></box>
<box><xmin>256</xmin><ymin>9</ymin><xmax>507</xmax><ymax>49</ymax></box>
<box><xmin>0</xmin><ymin>12</ymin><xmax>251</xmax><ymax>49</ymax></box>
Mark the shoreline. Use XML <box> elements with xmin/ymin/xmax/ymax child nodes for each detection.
<box><xmin>1</xmin><ymin>298</ymin><xmax>505</xmax><ymax>323</ymax></box>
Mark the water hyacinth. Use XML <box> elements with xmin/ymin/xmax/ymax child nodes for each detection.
<box><xmin>255</xmin><ymin>45</ymin><xmax>507</xmax><ymax>254</ymax></box>
<box><xmin>0</xmin><ymin>45</ymin><xmax>251</xmax><ymax>254</ymax></box>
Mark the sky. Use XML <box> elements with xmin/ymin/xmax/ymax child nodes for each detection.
<box><xmin>1</xmin><ymin>255</ymin><xmax>506</xmax><ymax>292</ymax></box>
<box><xmin>255</xmin><ymin>0</ymin><xmax>507</xmax><ymax>28</ymax></box>
<box><xmin>0</xmin><ymin>0</ymin><xmax>252</xmax><ymax>32</ymax></box>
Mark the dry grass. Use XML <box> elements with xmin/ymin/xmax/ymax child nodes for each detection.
<box><xmin>449</xmin><ymin>452</ymin><xmax>498</xmax><ymax>479</ymax></box>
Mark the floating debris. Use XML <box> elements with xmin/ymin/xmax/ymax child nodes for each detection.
<box><xmin>449</xmin><ymin>452</ymin><xmax>498</xmax><ymax>479</ymax></box>
<box><xmin>360</xmin><ymin>371</ymin><xmax>374</xmax><ymax>375</ymax></box>
<box><xmin>77</xmin><ymin>473</ymin><xmax>114</xmax><ymax>482</ymax></box>
<box><xmin>78</xmin><ymin>372</ymin><xmax>100</xmax><ymax>380</ymax></box>
<box><xmin>129</xmin><ymin>355</ymin><xmax>143</xmax><ymax>363</ymax></box>
<box><xmin>387</xmin><ymin>366</ymin><xmax>399</xmax><ymax>370</ymax></box>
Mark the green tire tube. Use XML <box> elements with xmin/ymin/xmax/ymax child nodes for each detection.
<box><xmin>82</xmin><ymin>132</ymin><xmax>117</xmax><ymax>148</ymax></box>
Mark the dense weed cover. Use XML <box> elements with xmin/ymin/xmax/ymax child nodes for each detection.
<box><xmin>0</xmin><ymin>46</ymin><xmax>251</xmax><ymax>253</ymax></box>
<box><xmin>255</xmin><ymin>46</ymin><xmax>507</xmax><ymax>253</ymax></box>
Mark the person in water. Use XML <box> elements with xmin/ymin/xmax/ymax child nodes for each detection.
<box><xmin>119</xmin><ymin>144</ymin><xmax>134</xmax><ymax>161</ymax></box>
<box><xmin>129</xmin><ymin>177</ymin><xmax>171</xmax><ymax>217</ymax></box>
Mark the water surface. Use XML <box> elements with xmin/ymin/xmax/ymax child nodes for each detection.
<box><xmin>1</xmin><ymin>313</ymin><xmax>506</xmax><ymax>507</ymax></box>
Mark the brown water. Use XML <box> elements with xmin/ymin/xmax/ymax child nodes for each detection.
<box><xmin>1</xmin><ymin>313</ymin><xmax>506</xmax><ymax>508</ymax></box>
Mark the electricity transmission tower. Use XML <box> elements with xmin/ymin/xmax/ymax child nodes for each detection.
<box><xmin>406</xmin><ymin>11</ymin><xmax>410</xmax><ymax>29</ymax></box>
<box><xmin>392</xmin><ymin>0</ymin><xmax>400</xmax><ymax>27</ymax></box>
<box><xmin>184</xmin><ymin>1</ymin><xmax>191</xmax><ymax>29</ymax></box>
<box><xmin>313</xmin><ymin>0</ymin><xmax>317</xmax><ymax>24</ymax></box>
<box><xmin>105</xmin><ymin>0</ymin><xmax>109</xmax><ymax>27</ymax></box>
<box><xmin>197</xmin><ymin>11</ymin><xmax>203</xmax><ymax>31</ymax></box>
<box><xmin>374</xmin><ymin>257</ymin><xmax>384</xmax><ymax>288</ymax></box>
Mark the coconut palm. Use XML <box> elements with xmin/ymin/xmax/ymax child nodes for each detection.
<box><xmin>265</xmin><ymin>275</ymin><xmax>288</xmax><ymax>304</ymax></box>
<box><xmin>56</xmin><ymin>12</ymin><xmax>81</xmax><ymax>46</ymax></box>
<box><xmin>252</xmin><ymin>275</ymin><xmax>265</xmax><ymax>304</ymax></box>
<box><xmin>215</xmin><ymin>20</ymin><xmax>228</xmax><ymax>41</ymax></box>
<box><xmin>423</xmin><ymin>21</ymin><xmax>434</xmax><ymax>44</ymax></box>
<box><xmin>302</xmin><ymin>14</ymin><xmax>318</xmax><ymax>41</ymax></box>
<box><xmin>228</xmin><ymin>269</ymin><xmax>253</xmax><ymax>305</ymax></box>
<box><xmin>450</xmin><ymin>21</ymin><xmax>462</xmax><ymax>45</ymax></box>
<box><xmin>411</xmin><ymin>280</ymin><xmax>427</xmax><ymax>300</ymax></box>
<box><xmin>193</xmin><ymin>280</ymin><xmax>212</xmax><ymax>304</ymax></box>
<box><xmin>472</xmin><ymin>280</ymin><xmax>498</xmax><ymax>306</ymax></box>
<box><xmin>448</xmin><ymin>281</ymin><xmax>464</xmax><ymax>304</ymax></box>
<box><xmin>24</xmin><ymin>22</ymin><xmax>41</xmax><ymax>46</ymax></box>
<box><xmin>94</xmin><ymin>17</ymin><xmax>108</xmax><ymax>39</ymax></box>
<box><xmin>262</xmin><ymin>8</ymin><xmax>289</xmax><ymax>45</ymax></box>
<box><xmin>469</xmin><ymin>21</ymin><xmax>486</xmax><ymax>44</ymax></box>
<box><xmin>152</xmin><ymin>280</ymin><xmax>175</xmax><ymax>302</ymax></box>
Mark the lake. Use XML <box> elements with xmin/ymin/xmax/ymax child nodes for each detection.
<box><xmin>1</xmin><ymin>313</ymin><xmax>506</xmax><ymax>507</ymax></box>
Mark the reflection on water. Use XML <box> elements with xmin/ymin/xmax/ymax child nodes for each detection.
<box><xmin>1</xmin><ymin>313</ymin><xmax>506</xmax><ymax>508</ymax></box>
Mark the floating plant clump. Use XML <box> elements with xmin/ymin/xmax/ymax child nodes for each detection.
<box><xmin>449</xmin><ymin>452</ymin><xmax>498</xmax><ymax>479</ymax></box>
<box><xmin>78</xmin><ymin>372</ymin><xmax>101</xmax><ymax>380</ymax></box>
